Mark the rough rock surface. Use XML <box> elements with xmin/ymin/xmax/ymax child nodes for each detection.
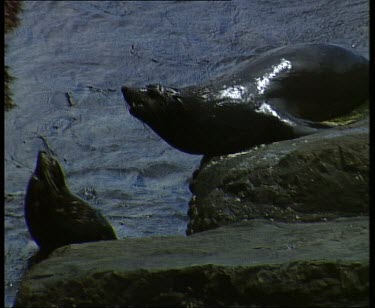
<box><xmin>187</xmin><ymin>119</ymin><xmax>369</xmax><ymax>235</ymax></box>
<box><xmin>15</xmin><ymin>217</ymin><xmax>369</xmax><ymax>307</ymax></box>
<box><xmin>4</xmin><ymin>0</ymin><xmax>23</xmax><ymax>110</ymax></box>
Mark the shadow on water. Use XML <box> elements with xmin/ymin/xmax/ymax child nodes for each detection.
<box><xmin>4</xmin><ymin>1</ymin><xmax>368</xmax><ymax>306</ymax></box>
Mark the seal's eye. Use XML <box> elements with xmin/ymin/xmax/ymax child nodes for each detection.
<box><xmin>165</xmin><ymin>88</ymin><xmax>180</xmax><ymax>96</ymax></box>
<box><xmin>147</xmin><ymin>84</ymin><xmax>164</xmax><ymax>98</ymax></box>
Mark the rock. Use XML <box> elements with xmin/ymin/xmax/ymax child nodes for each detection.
<box><xmin>187</xmin><ymin>119</ymin><xmax>369</xmax><ymax>235</ymax></box>
<box><xmin>5</xmin><ymin>1</ymin><xmax>22</xmax><ymax>31</ymax></box>
<box><xmin>5</xmin><ymin>0</ymin><xmax>23</xmax><ymax>110</ymax></box>
<box><xmin>15</xmin><ymin>217</ymin><xmax>369</xmax><ymax>307</ymax></box>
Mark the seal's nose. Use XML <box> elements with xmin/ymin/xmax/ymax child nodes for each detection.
<box><xmin>121</xmin><ymin>85</ymin><xmax>130</xmax><ymax>97</ymax></box>
<box><xmin>121</xmin><ymin>85</ymin><xmax>147</xmax><ymax>98</ymax></box>
<box><xmin>121</xmin><ymin>86</ymin><xmax>139</xmax><ymax>103</ymax></box>
<box><xmin>121</xmin><ymin>86</ymin><xmax>136</xmax><ymax>109</ymax></box>
<box><xmin>121</xmin><ymin>86</ymin><xmax>149</xmax><ymax>113</ymax></box>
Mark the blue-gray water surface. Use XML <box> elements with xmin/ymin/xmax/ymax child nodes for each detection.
<box><xmin>4</xmin><ymin>1</ymin><xmax>368</xmax><ymax>306</ymax></box>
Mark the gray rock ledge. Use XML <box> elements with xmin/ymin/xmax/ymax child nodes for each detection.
<box><xmin>15</xmin><ymin>217</ymin><xmax>369</xmax><ymax>307</ymax></box>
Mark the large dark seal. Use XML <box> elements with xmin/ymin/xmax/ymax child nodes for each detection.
<box><xmin>121</xmin><ymin>43</ymin><xmax>368</xmax><ymax>156</ymax></box>
<box><xmin>24</xmin><ymin>151</ymin><xmax>117</xmax><ymax>255</ymax></box>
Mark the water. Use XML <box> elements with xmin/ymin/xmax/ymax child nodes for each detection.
<box><xmin>4</xmin><ymin>1</ymin><xmax>368</xmax><ymax>306</ymax></box>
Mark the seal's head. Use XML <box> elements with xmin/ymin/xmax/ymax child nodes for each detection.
<box><xmin>31</xmin><ymin>150</ymin><xmax>67</xmax><ymax>194</ymax></box>
<box><xmin>122</xmin><ymin>84</ymin><xmax>185</xmax><ymax>121</ymax></box>
<box><xmin>122</xmin><ymin>84</ymin><xmax>221</xmax><ymax>154</ymax></box>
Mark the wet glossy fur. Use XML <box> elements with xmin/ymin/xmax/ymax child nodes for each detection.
<box><xmin>122</xmin><ymin>43</ymin><xmax>368</xmax><ymax>155</ymax></box>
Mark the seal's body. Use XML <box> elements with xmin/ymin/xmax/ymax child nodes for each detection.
<box><xmin>25</xmin><ymin>151</ymin><xmax>117</xmax><ymax>254</ymax></box>
<box><xmin>122</xmin><ymin>43</ymin><xmax>368</xmax><ymax>156</ymax></box>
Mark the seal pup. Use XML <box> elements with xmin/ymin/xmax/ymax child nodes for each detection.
<box><xmin>121</xmin><ymin>43</ymin><xmax>368</xmax><ymax>156</ymax></box>
<box><xmin>24</xmin><ymin>151</ymin><xmax>117</xmax><ymax>255</ymax></box>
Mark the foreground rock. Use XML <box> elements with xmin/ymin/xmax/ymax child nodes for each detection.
<box><xmin>188</xmin><ymin>119</ymin><xmax>369</xmax><ymax>235</ymax></box>
<box><xmin>15</xmin><ymin>217</ymin><xmax>368</xmax><ymax>307</ymax></box>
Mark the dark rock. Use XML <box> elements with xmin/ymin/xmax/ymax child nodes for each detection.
<box><xmin>4</xmin><ymin>0</ymin><xmax>23</xmax><ymax>110</ymax></box>
<box><xmin>15</xmin><ymin>217</ymin><xmax>369</xmax><ymax>307</ymax></box>
<box><xmin>187</xmin><ymin>119</ymin><xmax>369</xmax><ymax>235</ymax></box>
<box><xmin>5</xmin><ymin>1</ymin><xmax>22</xmax><ymax>31</ymax></box>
